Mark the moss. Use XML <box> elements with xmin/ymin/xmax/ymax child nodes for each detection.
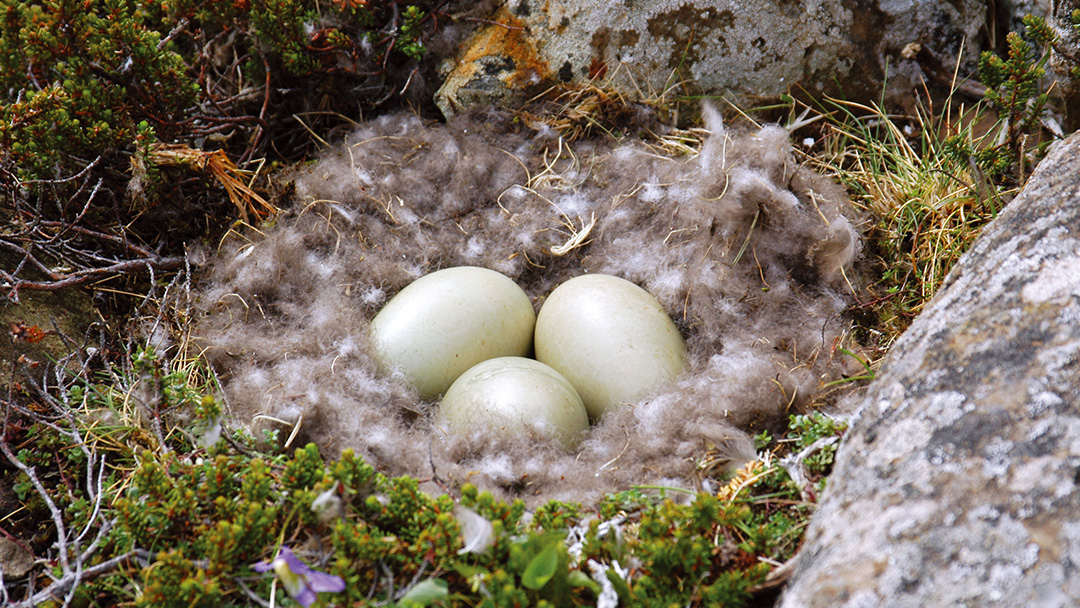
<box><xmin>0</xmin><ymin>0</ymin><xmax>198</xmax><ymax>182</ymax></box>
<box><xmin>139</xmin><ymin>548</ymin><xmax>226</xmax><ymax>608</ymax></box>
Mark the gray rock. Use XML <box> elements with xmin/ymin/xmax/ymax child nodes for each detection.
<box><xmin>779</xmin><ymin>131</ymin><xmax>1080</xmax><ymax>606</ymax></box>
<box><xmin>1051</xmin><ymin>0</ymin><xmax>1080</xmax><ymax>130</ymax></box>
<box><xmin>436</xmin><ymin>0</ymin><xmax>992</xmax><ymax>117</ymax></box>
<box><xmin>0</xmin><ymin>538</ymin><xmax>34</xmax><ymax>580</ymax></box>
<box><xmin>1005</xmin><ymin>0</ymin><xmax>1052</xmax><ymax>32</ymax></box>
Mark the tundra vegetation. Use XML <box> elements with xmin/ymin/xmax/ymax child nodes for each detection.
<box><xmin>2</xmin><ymin>2</ymin><xmax>1077</xmax><ymax>606</ymax></box>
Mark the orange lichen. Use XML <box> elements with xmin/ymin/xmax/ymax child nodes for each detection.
<box><xmin>446</xmin><ymin>8</ymin><xmax>551</xmax><ymax>91</ymax></box>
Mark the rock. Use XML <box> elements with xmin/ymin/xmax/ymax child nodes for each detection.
<box><xmin>1004</xmin><ymin>0</ymin><xmax>1052</xmax><ymax>32</ymax></box>
<box><xmin>1006</xmin><ymin>0</ymin><xmax>1049</xmax><ymax>27</ymax></box>
<box><xmin>1051</xmin><ymin>0</ymin><xmax>1080</xmax><ymax>131</ymax></box>
<box><xmin>0</xmin><ymin>538</ymin><xmax>34</xmax><ymax>580</ymax></box>
<box><xmin>779</xmin><ymin>131</ymin><xmax>1080</xmax><ymax>606</ymax></box>
<box><xmin>0</xmin><ymin>260</ymin><xmax>96</xmax><ymax>379</ymax></box>
<box><xmin>436</xmin><ymin>0</ymin><xmax>992</xmax><ymax>117</ymax></box>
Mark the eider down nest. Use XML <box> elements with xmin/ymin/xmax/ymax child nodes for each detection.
<box><xmin>196</xmin><ymin>106</ymin><xmax>868</xmax><ymax>505</ymax></box>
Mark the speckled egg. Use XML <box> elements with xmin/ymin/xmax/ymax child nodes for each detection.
<box><xmin>437</xmin><ymin>357</ymin><xmax>589</xmax><ymax>450</ymax></box>
<box><xmin>369</xmin><ymin>267</ymin><xmax>535</xmax><ymax>400</ymax></box>
<box><xmin>534</xmin><ymin>274</ymin><xmax>687</xmax><ymax>420</ymax></box>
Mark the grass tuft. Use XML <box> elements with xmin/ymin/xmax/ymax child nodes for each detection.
<box><xmin>796</xmin><ymin>92</ymin><xmax>1023</xmax><ymax>342</ymax></box>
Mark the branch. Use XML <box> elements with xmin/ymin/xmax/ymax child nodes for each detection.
<box><xmin>0</xmin><ymin>425</ymin><xmax>71</xmax><ymax>574</ymax></box>
<box><xmin>1</xmin><ymin>256</ymin><xmax>185</xmax><ymax>303</ymax></box>
<box><xmin>2</xmin><ymin>389</ymin><xmax>131</xmax><ymax>608</ymax></box>
<box><xmin>35</xmin><ymin>222</ymin><xmax>160</xmax><ymax>259</ymax></box>
<box><xmin>9</xmin><ymin>551</ymin><xmax>140</xmax><ymax>608</ymax></box>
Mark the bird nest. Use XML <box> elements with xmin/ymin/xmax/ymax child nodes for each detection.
<box><xmin>195</xmin><ymin>105</ymin><xmax>868</xmax><ymax>505</ymax></box>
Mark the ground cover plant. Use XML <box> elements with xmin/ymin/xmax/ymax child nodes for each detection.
<box><xmin>1</xmin><ymin>0</ymin><xmax>451</xmax><ymax>301</ymax></box>
<box><xmin>3</xmin><ymin>5</ymin><xmax>1077</xmax><ymax>608</ymax></box>
<box><xmin>794</xmin><ymin>11</ymin><xmax>1072</xmax><ymax>341</ymax></box>
<box><xmin>2</xmin><ymin>341</ymin><xmax>848</xmax><ymax>607</ymax></box>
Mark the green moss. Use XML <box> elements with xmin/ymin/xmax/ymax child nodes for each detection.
<box><xmin>533</xmin><ymin>499</ymin><xmax>583</xmax><ymax>531</ymax></box>
<box><xmin>627</xmin><ymin>494</ymin><xmax>766</xmax><ymax>606</ymax></box>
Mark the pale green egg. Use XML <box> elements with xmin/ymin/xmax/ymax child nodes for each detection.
<box><xmin>534</xmin><ymin>274</ymin><xmax>688</xmax><ymax>420</ymax></box>
<box><xmin>437</xmin><ymin>356</ymin><xmax>589</xmax><ymax>450</ymax></box>
<box><xmin>369</xmin><ymin>267</ymin><xmax>535</xmax><ymax>400</ymax></box>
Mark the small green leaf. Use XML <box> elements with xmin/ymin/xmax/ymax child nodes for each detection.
<box><xmin>397</xmin><ymin>578</ymin><xmax>448</xmax><ymax>606</ymax></box>
<box><xmin>606</xmin><ymin>569</ymin><xmax>632</xmax><ymax>603</ymax></box>
<box><xmin>448</xmin><ymin>562</ymin><xmax>489</xmax><ymax>579</ymax></box>
<box><xmin>567</xmin><ymin>569</ymin><xmax>600</xmax><ymax>593</ymax></box>
<box><xmin>522</xmin><ymin>542</ymin><xmax>560</xmax><ymax>590</ymax></box>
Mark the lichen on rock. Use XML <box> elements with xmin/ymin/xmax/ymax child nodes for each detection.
<box><xmin>437</xmin><ymin>0</ymin><xmax>994</xmax><ymax>117</ymax></box>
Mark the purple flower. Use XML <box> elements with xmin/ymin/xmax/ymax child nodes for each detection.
<box><xmin>252</xmin><ymin>546</ymin><xmax>345</xmax><ymax>607</ymax></box>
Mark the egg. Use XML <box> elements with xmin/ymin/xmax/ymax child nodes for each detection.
<box><xmin>534</xmin><ymin>274</ymin><xmax>688</xmax><ymax>420</ymax></box>
<box><xmin>369</xmin><ymin>267</ymin><xmax>536</xmax><ymax>400</ymax></box>
<box><xmin>437</xmin><ymin>357</ymin><xmax>589</xmax><ymax>450</ymax></box>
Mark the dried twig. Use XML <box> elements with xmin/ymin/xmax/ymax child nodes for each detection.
<box><xmin>0</xmin><ymin>349</ymin><xmax>128</xmax><ymax>607</ymax></box>
<box><xmin>1</xmin><ymin>255</ymin><xmax>185</xmax><ymax>303</ymax></box>
<box><xmin>2</xmin><ymin>168</ymin><xmax>191</xmax><ymax>304</ymax></box>
<box><xmin>6</xmin><ymin>551</ymin><xmax>140</xmax><ymax>608</ymax></box>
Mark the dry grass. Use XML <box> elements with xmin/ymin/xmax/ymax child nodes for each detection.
<box><xmin>144</xmin><ymin>144</ymin><xmax>279</xmax><ymax>221</ymax></box>
<box><xmin>519</xmin><ymin>60</ymin><xmax>701</xmax><ymax>145</ymax></box>
<box><xmin>795</xmin><ymin>94</ymin><xmax>1019</xmax><ymax>343</ymax></box>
